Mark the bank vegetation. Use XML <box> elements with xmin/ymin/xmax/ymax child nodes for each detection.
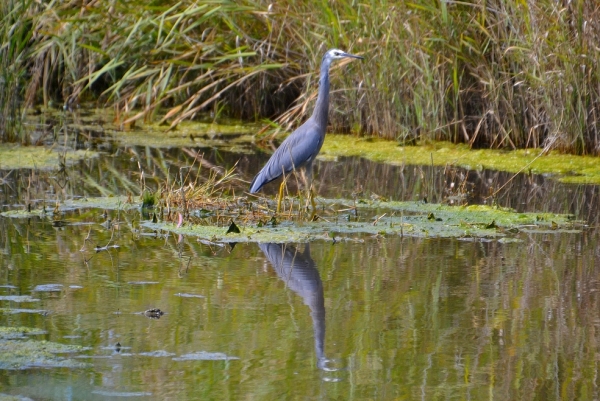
<box><xmin>2</xmin><ymin>0</ymin><xmax>600</xmax><ymax>155</ymax></box>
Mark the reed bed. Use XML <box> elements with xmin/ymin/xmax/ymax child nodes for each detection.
<box><xmin>2</xmin><ymin>0</ymin><xmax>600</xmax><ymax>155</ymax></box>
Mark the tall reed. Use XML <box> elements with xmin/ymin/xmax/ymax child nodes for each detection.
<box><xmin>3</xmin><ymin>0</ymin><xmax>600</xmax><ymax>155</ymax></box>
<box><xmin>0</xmin><ymin>0</ymin><xmax>34</xmax><ymax>144</ymax></box>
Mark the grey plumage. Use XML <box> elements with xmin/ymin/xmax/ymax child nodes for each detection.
<box><xmin>249</xmin><ymin>49</ymin><xmax>363</xmax><ymax>193</ymax></box>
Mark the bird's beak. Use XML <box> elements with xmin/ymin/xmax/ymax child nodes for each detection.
<box><xmin>342</xmin><ymin>52</ymin><xmax>364</xmax><ymax>60</ymax></box>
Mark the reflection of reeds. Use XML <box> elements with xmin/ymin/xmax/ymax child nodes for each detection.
<box><xmin>3</xmin><ymin>1</ymin><xmax>600</xmax><ymax>154</ymax></box>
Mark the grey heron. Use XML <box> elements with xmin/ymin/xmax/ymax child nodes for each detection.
<box><xmin>249</xmin><ymin>49</ymin><xmax>363</xmax><ymax>195</ymax></box>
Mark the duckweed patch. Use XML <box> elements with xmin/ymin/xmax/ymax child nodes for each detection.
<box><xmin>108</xmin><ymin>126</ymin><xmax>256</xmax><ymax>152</ymax></box>
<box><xmin>24</xmin><ymin>108</ymin><xmax>257</xmax><ymax>153</ymax></box>
<box><xmin>17</xmin><ymin>108</ymin><xmax>600</xmax><ymax>183</ymax></box>
<box><xmin>0</xmin><ymin>196</ymin><xmax>137</xmax><ymax>218</ymax></box>
<box><xmin>0</xmin><ymin>326</ymin><xmax>45</xmax><ymax>340</ymax></box>
<box><xmin>321</xmin><ymin>135</ymin><xmax>600</xmax><ymax>184</ymax></box>
<box><xmin>1</xmin><ymin>195</ymin><xmax>580</xmax><ymax>242</ymax></box>
<box><xmin>0</xmin><ymin>326</ymin><xmax>87</xmax><ymax>370</ymax></box>
<box><xmin>142</xmin><ymin>199</ymin><xmax>578</xmax><ymax>242</ymax></box>
<box><xmin>0</xmin><ymin>144</ymin><xmax>98</xmax><ymax>170</ymax></box>
<box><xmin>0</xmin><ymin>339</ymin><xmax>88</xmax><ymax>370</ymax></box>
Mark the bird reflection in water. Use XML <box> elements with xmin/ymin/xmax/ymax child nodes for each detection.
<box><xmin>258</xmin><ymin>243</ymin><xmax>336</xmax><ymax>371</ymax></box>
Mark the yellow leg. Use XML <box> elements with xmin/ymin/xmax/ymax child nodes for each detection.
<box><xmin>277</xmin><ymin>180</ymin><xmax>285</xmax><ymax>214</ymax></box>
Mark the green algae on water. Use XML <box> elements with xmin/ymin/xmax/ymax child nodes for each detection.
<box><xmin>20</xmin><ymin>107</ymin><xmax>600</xmax><ymax>183</ymax></box>
<box><xmin>0</xmin><ymin>326</ymin><xmax>88</xmax><ymax>370</ymax></box>
<box><xmin>0</xmin><ymin>339</ymin><xmax>88</xmax><ymax>370</ymax></box>
<box><xmin>32</xmin><ymin>108</ymin><xmax>257</xmax><ymax>151</ymax></box>
<box><xmin>24</xmin><ymin>107</ymin><xmax>258</xmax><ymax>152</ymax></box>
<box><xmin>321</xmin><ymin>135</ymin><xmax>600</xmax><ymax>184</ymax></box>
<box><xmin>109</xmin><ymin>125</ymin><xmax>256</xmax><ymax>152</ymax></box>
<box><xmin>0</xmin><ymin>144</ymin><xmax>98</xmax><ymax>170</ymax></box>
<box><xmin>1</xmin><ymin>195</ymin><xmax>580</xmax><ymax>242</ymax></box>
<box><xmin>0</xmin><ymin>326</ymin><xmax>45</xmax><ymax>340</ymax></box>
<box><xmin>0</xmin><ymin>196</ymin><xmax>138</xmax><ymax>218</ymax></box>
<box><xmin>141</xmin><ymin>199</ymin><xmax>578</xmax><ymax>243</ymax></box>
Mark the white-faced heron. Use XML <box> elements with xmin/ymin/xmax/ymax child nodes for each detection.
<box><xmin>249</xmin><ymin>49</ymin><xmax>363</xmax><ymax>195</ymax></box>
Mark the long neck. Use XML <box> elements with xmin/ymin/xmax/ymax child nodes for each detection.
<box><xmin>310</xmin><ymin>58</ymin><xmax>331</xmax><ymax>129</ymax></box>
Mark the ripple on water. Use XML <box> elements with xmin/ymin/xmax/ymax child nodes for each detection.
<box><xmin>172</xmin><ymin>351</ymin><xmax>239</xmax><ymax>361</ymax></box>
<box><xmin>138</xmin><ymin>350</ymin><xmax>176</xmax><ymax>357</ymax></box>
<box><xmin>0</xmin><ymin>308</ymin><xmax>49</xmax><ymax>315</ymax></box>
<box><xmin>32</xmin><ymin>284</ymin><xmax>63</xmax><ymax>292</ymax></box>
<box><xmin>174</xmin><ymin>293</ymin><xmax>205</xmax><ymax>298</ymax></box>
<box><xmin>0</xmin><ymin>295</ymin><xmax>40</xmax><ymax>302</ymax></box>
<box><xmin>91</xmin><ymin>390</ymin><xmax>152</xmax><ymax>397</ymax></box>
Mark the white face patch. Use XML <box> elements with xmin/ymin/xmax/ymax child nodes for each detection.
<box><xmin>328</xmin><ymin>49</ymin><xmax>346</xmax><ymax>59</ymax></box>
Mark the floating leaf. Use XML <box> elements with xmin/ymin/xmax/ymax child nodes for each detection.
<box><xmin>226</xmin><ymin>220</ymin><xmax>240</xmax><ymax>234</ymax></box>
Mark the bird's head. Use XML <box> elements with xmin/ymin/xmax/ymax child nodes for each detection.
<box><xmin>324</xmin><ymin>48</ymin><xmax>364</xmax><ymax>62</ymax></box>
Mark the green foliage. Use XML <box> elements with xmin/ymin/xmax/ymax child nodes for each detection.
<box><xmin>3</xmin><ymin>0</ymin><xmax>600</xmax><ymax>154</ymax></box>
<box><xmin>0</xmin><ymin>0</ymin><xmax>34</xmax><ymax>143</ymax></box>
<box><xmin>141</xmin><ymin>190</ymin><xmax>157</xmax><ymax>208</ymax></box>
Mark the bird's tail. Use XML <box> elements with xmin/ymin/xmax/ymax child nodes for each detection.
<box><xmin>249</xmin><ymin>173</ymin><xmax>264</xmax><ymax>193</ymax></box>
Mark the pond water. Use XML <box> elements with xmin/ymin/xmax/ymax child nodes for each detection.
<box><xmin>1</xmin><ymin>127</ymin><xmax>600</xmax><ymax>400</ymax></box>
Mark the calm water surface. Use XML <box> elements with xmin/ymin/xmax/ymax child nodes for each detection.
<box><xmin>1</xmin><ymin>137</ymin><xmax>600</xmax><ymax>400</ymax></box>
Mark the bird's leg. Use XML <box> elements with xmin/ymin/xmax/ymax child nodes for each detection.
<box><xmin>276</xmin><ymin>182</ymin><xmax>283</xmax><ymax>214</ymax></box>
<box><xmin>277</xmin><ymin>179</ymin><xmax>286</xmax><ymax>214</ymax></box>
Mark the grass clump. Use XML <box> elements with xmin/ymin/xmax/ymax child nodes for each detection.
<box><xmin>3</xmin><ymin>1</ymin><xmax>600</xmax><ymax>156</ymax></box>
